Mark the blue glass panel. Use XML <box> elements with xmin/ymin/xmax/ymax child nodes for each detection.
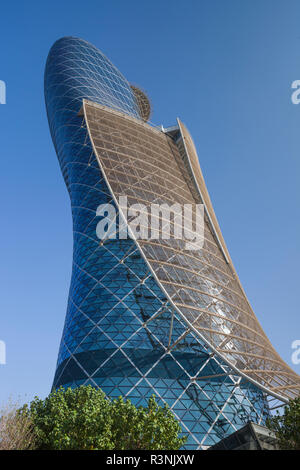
<box><xmin>45</xmin><ymin>36</ymin><xmax>271</xmax><ymax>449</ymax></box>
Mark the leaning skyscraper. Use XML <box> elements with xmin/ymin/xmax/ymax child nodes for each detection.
<box><xmin>45</xmin><ymin>37</ymin><xmax>300</xmax><ymax>449</ymax></box>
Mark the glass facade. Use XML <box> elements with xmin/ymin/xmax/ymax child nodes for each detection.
<box><xmin>45</xmin><ymin>37</ymin><xmax>297</xmax><ymax>449</ymax></box>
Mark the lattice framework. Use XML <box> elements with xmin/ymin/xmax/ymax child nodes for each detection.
<box><xmin>83</xmin><ymin>99</ymin><xmax>300</xmax><ymax>401</ymax></box>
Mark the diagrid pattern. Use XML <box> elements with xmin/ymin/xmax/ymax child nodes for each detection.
<box><xmin>45</xmin><ymin>36</ymin><xmax>299</xmax><ymax>450</ymax></box>
<box><xmin>83</xmin><ymin>100</ymin><xmax>300</xmax><ymax>402</ymax></box>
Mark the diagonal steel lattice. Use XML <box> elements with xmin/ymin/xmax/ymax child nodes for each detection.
<box><xmin>45</xmin><ymin>36</ymin><xmax>299</xmax><ymax>449</ymax></box>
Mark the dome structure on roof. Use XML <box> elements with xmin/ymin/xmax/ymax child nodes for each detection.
<box><xmin>130</xmin><ymin>85</ymin><xmax>151</xmax><ymax>121</ymax></box>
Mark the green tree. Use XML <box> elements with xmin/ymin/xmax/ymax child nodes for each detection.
<box><xmin>22</xmin><ymin>385</ymin><xmax>112</xmax><ymax>450</ymax></box>
<box><xmin>22</xmin><ymin>385</ymin><xmax>186</xmax><ymax>450</ymax></box>
<box><xmin>267</xmin><ymin>396</ymin><xmax>300</xmax><ymax>450</ymax></box>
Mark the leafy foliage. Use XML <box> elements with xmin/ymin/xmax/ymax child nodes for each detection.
<box><xmin>22</xmin><ymin>385</ymin><xmax>186</xmax><ymax>450</ymax></box>
<box><xmin>267</xmin><ymin>396</ymin><xmax>300</xmax><ymax>450</ymax></box>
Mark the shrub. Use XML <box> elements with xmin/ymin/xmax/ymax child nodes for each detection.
<box><xmin>0</xmin><ymin>399</ymin><xmax>36</xmax><ymax>450</ymax></box>
<box><xmin>22</xmin><ymin>385</ymin><xmax>186</xmax><ymax>450</ymax></box>
<box><xmin>267</xmin><ymin>396</ymin><xmax>300</xmax><ymax>450</ymax></box>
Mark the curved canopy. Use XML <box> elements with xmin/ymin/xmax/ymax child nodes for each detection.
<box><xmin>83</xmin><ymin>98</ymin><xmax>300</xmax><ymax>401</ymax></box>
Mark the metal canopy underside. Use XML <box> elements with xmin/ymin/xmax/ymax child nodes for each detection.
<box><xmin>83</xmin><ymin>98</ymin><xmax>300</xmax><ymax>402</ymax></box>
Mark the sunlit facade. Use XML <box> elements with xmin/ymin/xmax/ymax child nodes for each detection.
<box><xmin>45</xmin><ymin>37</ymin><xmax>300</xmax><ymax>449</ymax></box>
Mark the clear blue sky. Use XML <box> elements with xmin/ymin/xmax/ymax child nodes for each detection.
<box><xmin>0</xmin><ymin>0</ymin><xmax>299</xmax><ymax>405</ymax></box>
